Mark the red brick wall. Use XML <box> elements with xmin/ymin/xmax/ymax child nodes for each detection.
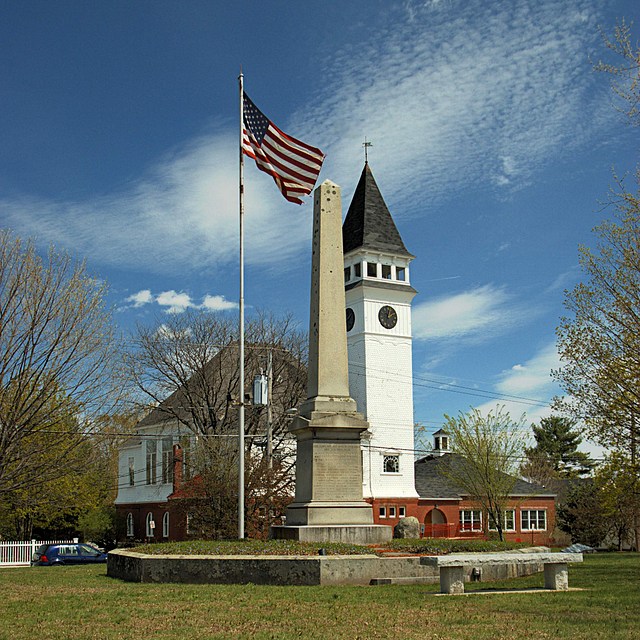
<box><xmin>368</xmin><ymin>496</ymin><xmax>556</xmax><ymax>545</ymax></box>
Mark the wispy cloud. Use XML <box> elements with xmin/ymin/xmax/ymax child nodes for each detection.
<box><xmin>0</xmin><ymin>132</ymin><xmax>311</xmax><ymax>275</ymax></box>
<box><xmin>412</xmin><ymin>284</ymin><xmax>525</xmax><ymax>341</ymax></box>
<box><xmin>495</xmin><ymin>341</ymin><xmax>560</xmax><ymax>397</ymax></box>
<box><xmin>123</xmin><ymin>288</ymin><xmax>237</xmax><ymax>314</ymax></box>
<box><xmin>0</xmin><ymin>0</ymin><xmax>615</xmax><ymax>275</ymax></box>
<box><xmin>301</xmin><ymin>0</ymin><xmax>611</xmax><ymax>210</ymax></box>
<box><xmin>473</xmin><ymin>341</ymin><xmax>561</xmax><ymax>427</ymax></box>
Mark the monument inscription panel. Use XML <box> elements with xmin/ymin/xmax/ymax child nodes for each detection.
<box><xmin>312</xmin><ymin>442</ymin><xmax>362</xmax><ymax>501</ymax></box>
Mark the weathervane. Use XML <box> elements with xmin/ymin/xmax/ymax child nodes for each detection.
<box><xmin>363</xmin><ymin>137</ymin><xmax>373</xmax><ymax>164</ymax></box>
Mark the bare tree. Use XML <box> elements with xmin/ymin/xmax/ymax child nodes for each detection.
<box><xmin>0</xmin><ymin>231</ymin><xmax>124</xmax><ymax>496</ymax></box>
<box><xmin>595</xmin><ymin>18</ymin><xmax>640</xmax><ymax>126</ymax></box>
<box><xmin>127</xmin><ymin>309</ymin><xmax>307</xmax><ymax>537</ymax></box>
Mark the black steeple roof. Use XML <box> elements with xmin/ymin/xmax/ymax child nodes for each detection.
<box><xmin>342</xmin><ymin>163</ymin><xmax>413</xmax><ymax>258</ymax></box>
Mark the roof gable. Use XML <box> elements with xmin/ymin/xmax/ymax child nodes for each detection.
<box><xmin>414</xmin><ymin>453</ymin><xmax>555</xmax><ymax>500</ymax></box>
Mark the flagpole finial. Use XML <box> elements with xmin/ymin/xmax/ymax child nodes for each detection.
<box><xmin>363</xmin><ymin>137</ymin><xmax>373</xmax><ymax>164</ymax></box>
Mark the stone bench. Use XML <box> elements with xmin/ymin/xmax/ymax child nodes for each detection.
<box><xmin>420</xmin><ymin>552</ymin><xmax>583</xmax><ymax>594</ymax></box>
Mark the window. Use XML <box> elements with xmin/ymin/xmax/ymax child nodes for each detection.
<box><xmin>344</xmin><ymin>266</ymin><xmax>351</xmax><ymax>283</ymax></box>
<box><xmin>59</xmin><ymin>545</ymin><xmax>78</xmax><ymax>556</ymax></box>
<box><xmin>162</xmin><ymin>512</ymin><xmax>170</xmax><ymax>538</ymax></box>
<box><xmin>396</xmin><ymin>266</ymin><xmax>406</xmax><ymax>281</ymax></box>
<box><xmin>181</xmin><ymin>438</ymin><xmax>192</xmax><ymax>480</ymax></box>
<box><xmin>379</xmin><ymin>506</ymin><xmax>387</xmax><ymax>518</ymax></box>
<box><xmin>146</xmin><ymin>439</ymin><xmax>157</xmax><ymax>485</ymax></box>
<box><xmin>383</xmin><ymin>455</ymin><xmax>400</xmax><ymax>473</ymax></box>
<box><xmin>354</xmin><ymin>263</ymin><xmax>361</xmax><ymax>278</ymax></box>
<box><xmin>367</xmin><ymin>262</ymin><xmax>377</xmax><ymax>277</ymax></box>
<box><xmin>162</xmin><ymin>438</ymin><xmax>174</xmax><ymax>485</ymax></box>
<box><xmin>399</xmin><ymin>506</ymin><xmax>406</xmax><ymax>518</ymax></box>
<box><xmin>146</xmin><ymin>512</ymin><xmax>155</xmax><ymax>537</ymax></box>
<box><xmin>459</xmin><ymin>510</ymin><xmax>482</xmax><ymax>531</ymax></box>
<box><xmin>389</xmin><ymin>506</ymin><xmax>396</xmax><ymax>518</ymax></box>
<box><xmin>186</xmin><ymin>513</ymin><xmax>194</xmax><ymax>535</ymax></box>
<box><xmin>382</xmin><ymin>264</ymin><xmax>392</xmax><ymax>279</ymax></box>
<box><xmin>79</xmin><ymin>544</ymin><xmax>100</xmax><ymax>557</ymax></box>
<box><xmin>521</xmin><ymin>510</ymin><xmax>546</xmax><ymax>531</ymax></box>
<box><xmin>488</xmin><ymin>509</ymin><xmax>516</xmax><ymax>532</ymax></box>
<box><xmin>126</xmin><ymin>513</ymin><xmax>134</xmax><ymax>537</ymax></box>
<box><xmin>128</xmin><ymin>456</ymin><xmax>135</xmax><ymax>486</ymax></box>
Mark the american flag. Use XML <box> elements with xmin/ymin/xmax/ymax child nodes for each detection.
<box><xmin>242</xmin><ymin>92</ymin><xmax>325</xmax><ymax>204</ymax></box>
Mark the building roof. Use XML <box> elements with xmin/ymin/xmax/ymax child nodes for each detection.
<box><xmin>414</xmin><ymin>453</ymin><xmax>555</xmax><ymax>500</ymax></box>
<box><xmin>342</xmin><ymin>163</ymin><xmax>413</xmax><ymax>258</ymax></box>
<box><xmin>134</xmin><ymin>341</ymin><xmax>306</xmax><ymax>436</ymax></box>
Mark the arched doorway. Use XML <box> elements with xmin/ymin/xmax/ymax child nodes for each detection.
<box><xmin>424</xmin><ymin>508</ymin><xmax>448</xmax><ymax>538</ymax></box>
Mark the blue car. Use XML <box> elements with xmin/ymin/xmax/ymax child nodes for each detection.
<box><xmin>31</xmin><ymin>543</ymin><xmax>108</xmax><ymax>566</ymax></box>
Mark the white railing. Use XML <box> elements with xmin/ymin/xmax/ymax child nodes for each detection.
<box><xmin>0</xmin><ymin>539</ymin><xmax>78</xmax><ymax>566</ymax></box>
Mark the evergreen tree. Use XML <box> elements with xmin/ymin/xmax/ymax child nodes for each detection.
<box><xmin>522</xmin><ymin>416</ymin><xmax>594</xmax><ymax>480</ymax></box>
<box><xmin>557</xmin><ymin>481</ymin><xmax>608</xmax><ymax>548</ymax></box>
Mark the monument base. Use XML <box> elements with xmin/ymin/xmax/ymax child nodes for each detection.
<box><xmin>270</xmin><ymin>524</ymin><xmax>392</xmax><ymax>544</ymax></box>
<box><xmin>285</xmin><ymin>500</ymin><xmax>374</xmax><ymax>526</ymax></box>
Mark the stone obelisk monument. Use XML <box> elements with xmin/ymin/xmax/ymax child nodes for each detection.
<box><xmin>271</xmin><ymin>180</ymin><xmax>392</xmax><ymax>543</ymax></box>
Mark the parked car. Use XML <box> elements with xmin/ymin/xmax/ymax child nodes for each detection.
<box><xmin>31</xmin><ymin>543</ymin><xmax>108</xmax><ymax>566</ymax></box>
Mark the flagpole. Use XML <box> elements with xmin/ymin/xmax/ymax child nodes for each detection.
<box><xmin>238</xmin><ymin>71</ymin><xmax>245</xmax><ymax>540</ymax></box>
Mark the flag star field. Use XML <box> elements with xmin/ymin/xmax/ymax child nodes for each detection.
<box><xmin>1</xmin><ymin>0</ymin><xmax>638</xmax><ymax>457</ymax></box>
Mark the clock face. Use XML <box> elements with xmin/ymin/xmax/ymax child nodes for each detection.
<box><xmin>378</xmin><ymin>305</ymin><xmax>397</xmax><ymax>329</ymax></box>
<box><xmin>346</xmin><ymin>307</ymin><xmax>355</xmax><ymax>332</ymax></box>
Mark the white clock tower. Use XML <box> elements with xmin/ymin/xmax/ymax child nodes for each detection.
<box><xmin>343</xmin><ymin>163</ymin><xmax>419</xmax><ymax>512</ymax></box>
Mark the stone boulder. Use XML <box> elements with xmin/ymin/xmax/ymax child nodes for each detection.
<box><xmin>393</xmin><ymin>516</ymin><xmax>420</xmax><ymax>539</ymax></box>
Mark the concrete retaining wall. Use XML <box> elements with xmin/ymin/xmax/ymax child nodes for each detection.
<box><xmin>107</xmin><ymin>549</ymin><xmax>544</xmax><ymax>586</ymax></box>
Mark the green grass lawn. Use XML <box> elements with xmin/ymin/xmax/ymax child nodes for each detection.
<box><xmin>0</xmin><ymin>553</ymin><xmax>638</xmax><ymax>639</ymax></box>
<box><xmin>133</xmin><ymin>537</ymin><xmax>528</xmax><ymax>556</ymax></box>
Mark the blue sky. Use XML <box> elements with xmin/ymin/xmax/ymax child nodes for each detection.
<box><xmin>1</xmin><ymin>0</ymin><xmax>638</xmax><ymax>457</ymax></box>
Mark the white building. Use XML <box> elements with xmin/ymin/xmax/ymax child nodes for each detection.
<box><xmin>342</xmin><ymin>163</ymin><xmax>420</xmax><ymax>522</ymax></box>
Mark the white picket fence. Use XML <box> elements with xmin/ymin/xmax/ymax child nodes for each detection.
<box><xmin>0</xmin><ymin>539</ymin><xmax>78</xmax><ymax>566</ymax></box>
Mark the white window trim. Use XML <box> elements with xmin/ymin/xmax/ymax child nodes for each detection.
<box><xmin>128</xmin><ymin>457</ymin><xmax>135</xmax><ymax>487</ymax></box>
<box><xmin>162</xmin><ymin>512</ymin><xmax>170</xmax><ymax>538</ymax></box>
<box><xmin>488</xmin><ymin>509</ymin><xmax>516</xmax><ymax>532</ymax></box>
<box><xmin>521</xmin><ymin>509</ymin><xmax>547</xmax><ymax>531</ymax></box>
<box><xmin>379</xmin><ymin>506</ymin><xmax>387</xmax><ymax>519</ymax></box>
<box><xmin>459</xmin><ymin>509</ymin><xmax>483</xmax><ymax>531</ymax></box>
<box><xmin>382</xmin><ymin>454</ymin><xmax>400</xmax><ymax>474</ymax></box>
<box><xmin>126</xmin><ymin>512</ymin><xmax>134</xmax><ymax>537</ymax></box>
<box><xmin>146</xmin><ymin>512</ymin><xmax>155</xmax><ymax>537</ymax></box>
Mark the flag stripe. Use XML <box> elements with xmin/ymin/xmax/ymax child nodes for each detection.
<box><xmin>243</xmin><ymin>134</ymin><xmax>308</xmax><ymax>204</ymax></box>
<box><xmin>266</xmin><ymin>122</ymin><xmax>325</xmax><ymax>166</ymax></box>
<box><xmin>244</xmin><ymin>130</ymin><xmax>318</xmax><ymax>196</ymax></box>
<box><xmin>242</xmin><ymin>91</ymin><xmax>324</xmax><ymax>204</ymax></box>
<box><xmin>262</xmin><ymin>132</ymin><xmax>323</xmax><ymax>176</ymax></box>
<box><xmin>244</xmin><ymin>129</ymin><xmax>320</xmax><ymax>188</ymax></box>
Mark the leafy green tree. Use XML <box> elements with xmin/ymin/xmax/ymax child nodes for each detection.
<box><xmin>554</xmin><ymin>19</ymin><xmax>640</xmax><ymax>554</ymax></box>
<box><xmin>0</xmin><ymin>231</ymin><xmax>125</xmax><ymax>497</ymax></box>
<box><xmin>443</xmin><ymin>406</ymin><xmax>527</xmax><ymax>541</ymax></box>
<box><xmin>0</xmin><ymin>411</ymin><xmax>137</xmax><ymax>542</ymax></box>
<box><xmin>521</xmin><ymin>417</ymin><xmax>594</xmax><ymax>482</ymax></box>
<box><xmin>596</xmin><ymin>454</ymin><xmax>640</xmax><ymax>551</ymax></box>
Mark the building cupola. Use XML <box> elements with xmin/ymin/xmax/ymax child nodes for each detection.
<box><xmin>432</xmin><ymin>428</ymin><xmax>451</xmax><ymax>456</ymax></box>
